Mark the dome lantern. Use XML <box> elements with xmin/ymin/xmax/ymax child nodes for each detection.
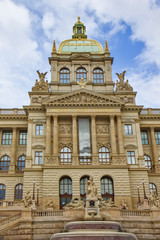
<box><xmin>72</xmin><ymin>16</ymin><xmax>87</xmax><ymax>39</ymax></box>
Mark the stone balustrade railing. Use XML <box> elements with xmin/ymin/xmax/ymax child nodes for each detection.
<box><xmin>0</xmin><ymin>212</ymin><xmax>22</xmax><ymax>226</ymax></box>
<box><xmin>121</xmin><ymin>210</ymin><xmax>151</xmax><ymax>217</ymax></box>
<box><xmin>0</xmin><ymin>109</ymin><xmax>25</xmax><ymax>115</ymax></box>
<box><xmin>140</xmin><ymin>109</ymin><xmax>160</xmax><ymax>115</ymax></box>
<box><xmin>33</xmin><ymin>210</ymin><xmax>63</xmax><ymax>217</ymax></box>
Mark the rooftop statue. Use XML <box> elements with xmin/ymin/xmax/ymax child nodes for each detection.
<box><xmin>77</xmin><ymin>78</ymin><xmax>87</xmax><ymax>88</ymax></box>
<box><xmin>115</xmin><ymin>70</ymin><xmax>133</xmax><ymax>92</ymax></box>
<box><xmin>32</xmin><ymin>70</ymin><xmax>49</xmax><ymax>91</ymax></box>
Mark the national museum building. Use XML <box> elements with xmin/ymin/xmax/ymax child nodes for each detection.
<box><xmin>0</xmin><ymin>17</ymin><xmax>160</xmax><ymax>212</ymax></box>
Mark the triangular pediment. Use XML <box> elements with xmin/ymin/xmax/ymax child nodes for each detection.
<box><xmin>42</xmin><ymin>89</ymin><xmax>124</xmax><ymax>107</ymax></box>
<box><xmin>69</xmin><ymin>53</ymin><xmax>92</xmax><ymax>60</ymax></box>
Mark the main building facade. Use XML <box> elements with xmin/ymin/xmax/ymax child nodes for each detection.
<box><xmin>0</xmin><ymin>18</ymin><xmax>160</xmax><ymax>210</ymax></box>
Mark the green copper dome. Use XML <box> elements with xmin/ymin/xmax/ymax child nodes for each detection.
<box><xmin>58</xmin><ymin>17</ymin><xmax>104</xmax><ymax>54</ymax></box>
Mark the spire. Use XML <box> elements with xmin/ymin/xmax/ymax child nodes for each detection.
<box><xmin>105</xmin><ymin>40</ymin><xmax>109</xmax><ymax>53</ymax></box>
<box><xmin>52</xmin><ymin>40</ymin><xmax>56</xmax><ymax>53</ymax></box>
<box><xmin>72</xmin><ymin>17</ymin><xmax>87</xmax><ymax>39</ymax></box>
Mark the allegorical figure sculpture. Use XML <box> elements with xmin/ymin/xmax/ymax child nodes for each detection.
<box><xmin>115</xmin><ymin>70</ymin><xmax>133</xmax><ymax>92</ymax></box>
<box><xmin>86</xmin><ymin>176</ymin><xmax>97</xmax><ymax>198</ymax></box>
<box><xmin>77</xmin><ymin>78</ymin><xmax>87</xmax><ymax>88</ymax></box>
<box><xmin>22</xmin><ymin>191</ymin><xmax>32</xmax><ymax>208</ymax></box>
<box><xmin>32</xmin><ymin>70</ymin><xmax>49</xmax><ymax>91</ymax></box>
<box><xmin>64</xmin><ymin>197</ymin><xmax>84</xmax><ymax>209</ymax></box>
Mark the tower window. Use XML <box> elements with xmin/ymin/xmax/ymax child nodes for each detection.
<box><xmin>60</xmin><ymin>147</ymin><xmax>71</xmax><ymax>165</ymax></box>
<box><xmin>76</xmin><ymin>68</ymin><xmax>87</xmax><ymax>82</ymax></box>
<box><xmin>144</xmin><ymin>155</ymin><xmax>152</xmax><ymax>169</ymax></box>
<box><xmin>155</xmin><ymin>131</ymin><xmax>160</xmax><ymax>144</ymax></box>
<box><xmin>124</xmin><ymin>124</ymin><xmax>133</xmax><ymax>135</ymax></box>
<box><xmin>35</xmin><ymin>125</ymin><xmax>43</xmax><ymax>136</ymax></box>
<box><xmin>19</xmin><ymin>131</ymin><xmax>27</xmax><ymax>145</ymax></box>
<box><xmin>0</xmin><ymin>155</ymin><xmax>10</xmax><ymax>171</ymax></box>
<box><xmin>34</xmin><ymin>151</ymin><xmax>43</xmax><ymax>164</ymax></box>
<box><xmin>93</xmin><ymin>68</ymin><xmax>103</xmax><ymax>83</ymax></box>
<box><xmin>2</xmin><ymin>131</ymin><xmax>12</xmax><ymax>145</ymax></box>
<box><xmin>60</xmin><ymin>68</ymin><xmax>70</xmax><ymax>83</ymax></box>
<box><xmin>127</xmin><ymin>151</ymin><xmax>135</xmax><ymax>164</ymax></box>
<box><xmin>141</xmin><ymin>131</ymin><xmax>148</xmax><ymax>144</ymax></box>
<box><xmin>99</xmin><ymin>147</ymin><xmax>110</xmax><ymax>164</ymax></box>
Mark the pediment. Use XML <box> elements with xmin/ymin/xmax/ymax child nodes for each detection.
<box><xmin>69</xmin><ymin>53</ymin><xmax>92</xmax><ymax>60</ymax></box>
<box><xmin>42</xmin><ymin>89</ymin><xmax>124</xmax><ymax>107</ymax></box>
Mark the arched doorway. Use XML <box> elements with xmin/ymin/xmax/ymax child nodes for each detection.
<box><xmin>80</xmin><ymin>175</ymin><xmax>90</xmax><ymax>205</ymax></box>
<box><xmin>59</xmin><ymin>177</ymin><xmax>72</xmax><ymax>209</ymax></box>
<box><xmin>101</xmin><ymin>176</ymin><xmax>114</xmax><ymax>201</ymax></box>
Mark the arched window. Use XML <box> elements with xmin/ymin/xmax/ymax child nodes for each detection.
<box><xmin>60</xmin><ymin>68</ymin><xmax>70</xmax><ymax>83</ymax></box>
<box><xmin>80</xmin><ymin>176</ymin><xmax>89</xmax><ymax>204</ymax></box>
<box><xmin>149</xmin><ymin>183</ymin><xmax>157</xmax><ymax>195</ymax></box>
<box><xmin>93</xmin><ymin>68</ymin><xmax>103</xmax><ymax>83</ymax></box>
<box><xmin>15</xmin><ymin>184</ymin><xmax>23</xmax><ymax>200</ymax></box>
<box><xmin>144</xmin><ymin>155</ymin><xmax>152</xmax><ymax>169</ymax></box>
<box><xmin>59</xmin><ymin>177</ymin><xmax>72</xmax><ymax>209</ymax></box>
<box><xmin>0</xmin><ymin>184</ymin><xmax>6</xmax><ymax>200</ymax></box>
<box><xmin>60</xmin><ymin>147</ymin><xmax>71</xmax><ymax>164</ymax></box>
<box><xmin>17</xmin><ymin>155</ymin><xmax>25</xmax><ymax>171</ymax></box>
<box><xmin>0</xmin><ymin>155</ymin><xmax>10</xmax><ymax>171</ymax></box>
<box><xmin>76</xmin><ymin>68</ymin><xmax>87</xmax><ymax>82</ymax></box>
<box><xmin>99</xmin><ymin>147</ymin><xmax>110</xmax><ymax>164</ymax></box>
<box><xmin>101</xmin><ymin>176</ymin><xmax>114</xmax><ymax>201</ymax></box>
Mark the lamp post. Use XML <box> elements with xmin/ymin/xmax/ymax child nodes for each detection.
<box><xmin>33</xmin><ymin>180</ymin><xmax>36</xmax><ymax>200</ymax></box>
<box><xmin>136</xmin><ymin>185</ymin><xmax>141</xmax><ymax>205</ymax></box>
<box><xmin>142</xmin><ymin>179</ymin><xmax>147</xmax><ymax>199</ymax></box>
<box><xmin>37</xmin><ymin>185</ymin><xmax>39</xmax><ymax>206</ymax></box>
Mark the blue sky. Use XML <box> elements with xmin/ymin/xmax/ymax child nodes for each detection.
<box><xmin>0</xmin><ymin>0</ymin><xmax>160</xmax><ymax>108</ymax></box>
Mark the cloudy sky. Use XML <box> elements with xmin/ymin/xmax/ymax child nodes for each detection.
<box><xmin>0</xmin><ymin>0</ymin><xmax>160</xmax><ymax>108</ymax></box>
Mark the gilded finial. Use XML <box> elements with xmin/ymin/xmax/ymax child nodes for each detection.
<box><xmin>78</xmin><ymin>16</ymin><xmax>80</xmax><ymax>22</ymax></box>
<box><xmin>105</xmin><ymin>40</ymin><xmax>109</xmax><ymax>53</ymax></box>
<box><xmin>52</xmin><ymin>40</ymin><xmax>56</xmax><ymax>52</ymax></box>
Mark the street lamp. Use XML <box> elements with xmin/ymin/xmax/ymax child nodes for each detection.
<box><xmin>33</xmin><ymin>180</ymin><xmax>36</xmax><ymax>200</ymax></box>
<box><xmin>142</xmin><ymin>179</ymin><xmax>147</xmax><ymax>199</ymax></box>
<box><xmin>136</xmin><ymin>185</ymin><xmax>141</xmax><ymax>204</ymax></box>
<box><xmin>37</xmin><ymin>185</ymin><xmax>39</xmax><ymax>206</ymax></box>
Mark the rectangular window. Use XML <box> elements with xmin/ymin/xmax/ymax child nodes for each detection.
<box><xmin>34</xmin><ymin>151</ymin><xmax>43</xmax><ymax>164</ymax></box>
<box><xmin>2</xmin><ymin>131</ymin><xmax>12</xmax><ymax>145</ymax></box>
<box><xmin>19</xmin><ymin>131</ymin><xmax>27</xmax><ymax>145</ymax></box>
<box><xmin>155</xmin><ymin>131</ymin><xmax>160</xmax><ymax>144</ymax></box>
<box><xmin>127</xmin><ymin>151</ymin><xmax>136</xmax><ymax>164</ymax></box>
<box><xmin>141</xmin><ymin>131</ymin><xmax>148</xmax><ymax>144</ymax></box>
<box><xmin>124</xmin><ymin>124</ymin><xmax>133</xmax><ymax>135</ymax></box>
<box><xmin>35</xmin><ymin>125</ymin><xmax>43</xmax><ymax>136</ymax></box>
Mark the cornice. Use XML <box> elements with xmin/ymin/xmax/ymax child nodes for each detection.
<box><xmin>140</xmin><ymin>115</ymin><xmax>160</xmax><ymax>120</ymax></box>
<box><xmin>0</xmin><ymin>116</ymin><xmax>27</xmax><ymax>120</ymax></box>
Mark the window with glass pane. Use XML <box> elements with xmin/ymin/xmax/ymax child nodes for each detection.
<box><xmin>35</xmin><ymin>151</ymin><xmax>43</xmax><ymax>164</ymax></box>
<box><xmin>15</xmin><ymin>184</ymin><xmax>23</xmax><ymax>200</ymax></box>
<box><xmin>17</xmin><ymin>155</ymin><xmax>25</xmax><ymax>171</ymax></box>
<box><xmin>99</xmin><ymin>147</ymin><xmax>110</xmax><ymax>164</ymax></box>
<box><xmin>19</xmin><ymin>131</ymin><xmax>27</xmax><ymax>145</ymax></box>
<box><xmin>60</xmin><ymin>147</ymin><xmax>71</xmax><ymax>164</ymax></box>
<box><xmin>93</xmin><ymin>68</ymin><xmax>103</xmax><ymax>83</ymax></box>
<box><xmin>124</xmin><ymin>124</ymin><xmax>133</xmax><ymax>135</ymax></box>
<box><xmin>2</xmin><ymin>131</ymin><xmax>12</xmax><ymax>145</ymax></box>
<box><xmin>159</xmin><ymin>156</ymin><xmax>160</xmax><ymax>164</ymax></box>
<box><xmin>127</xmin><ymin>151</ymin><xmax>136</xmax><ymax>164</ymax></box>
<box><xmin>60</xmin><ymin>177</ymin><xmax>72</xmax><ymax>195</ymax></box>
<box><xmin>149</xmin><ymin>183</ymin><xmax>157</xmax><ymax>194</ymax></box>
<box><xmin>0</xmin><ymin>155</ymin><xmax>10</xmax><ymax>171</ymax></box>
<box><xmin>141</xmin><ymin>131</ymin><xmax>148</xmax><ymax>144</ymax></box>
<box><xmin>76</xmin><ymin>68</ymin><xmax>87</xmax><ymax>82</ymax></box>
<box><xmin>35</xmin><ymin>125</ymin><xmax>43</xmax><ymax>135</ymax></box>
<box><xmin>60</xmin><ymin>68</ymin><xmax>70</xmax><ymax>83</ymax></box>
<box><xmin>155</xmin><ymin>131</ymin><xmax>160</xmax><ymax>144</ymax></box>
<box><xmin>101</xmin><ymin>176</ymin><xmax>114</xmax><ymax>201</ymax></box>
<box><xmin>144</xmin><ymin>155</ymin><xmax>152</xmax><ymax>169</ymax></box>
<box><xmin>0</xmin><ymin>184</ymin><xmax>6</xmax><ymax>200</ymax></box>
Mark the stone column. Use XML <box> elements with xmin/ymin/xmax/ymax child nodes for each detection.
<box><xmin>26</xmin><ymin>119</ymin><xmax>33</xmax><ymax>168</ymax></box>
<box><xmin>150</xmin><ymin>127</ymin><xmax>159</xmax><ymax>169</ymax></box>
<box><xmin>91</xmin><ymin>115</ymin><xmax>98</xmax><ymax>165</ymax></box>
<box><xmin>135</xmin><ymin>121</ymin><xmax>145</xmax><ymax>168</ymax></box>
<box><xmin>117</xmin><ymin>115</ymin><xmax>124</xmax><ymax>154</ymax></box>
<box><xmin>110</xmin><ymin>115</ymin><xmax>117</xmax><ymax>154</ymax></box>
<box><xmin>9</xmin><ymin>127</ymin><xmax>17</xmax><ymax>173</ymax></box>
<box><xmin>72</xmin><ymin>115</ymin><xmax>79</xmax><ymax>165</ymax></box>
<box><xmin>53</xmin><ymin>115</ymin><xmax>58</xmax><ymax>154</ymax></box>
<box><xmin>46</xmin><ymin>115</ymin><xmax>51</xmax><ymax>155</ymax></box>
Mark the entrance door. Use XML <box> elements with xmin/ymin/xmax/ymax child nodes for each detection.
<box><xmin>60</xmin><ymin>177</ymin><xmax>72</xmax><ymax>209</ymax></box>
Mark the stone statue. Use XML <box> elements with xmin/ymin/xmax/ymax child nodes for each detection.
<box><xmin>22</xmin><ymin>191</ymin><xmax>32</xmax><ymax>208</ymax></box>
<box><xmin>99</xmin><ymin>197</ymin><xmax>118</xmax><ymax>209</ymax></box>
<box><xmin>120</xmin><ymin>199</ymin><xmax>128</xmax><ymax>210</ymax></box>
<box><xmin>64</xmin><ymin>197</ymin><xmax>84</xmax><ymax>209</ymax></box>
<box><xmin>32</xmin><ymin>70</ymin><xmax>49</xmax><ymax>91</ymax></box>
<box><xmin>77</xmin><ymin>78</ymin><xmax>87</xmax><ymax>88</ymax></box>
<box><xmin>46</xmin><ymin>200</ymin><xmax>54</xmax><ymax>209</ymax></box>
<box><xmin>115</xmin><ymin>71</ymin><xmax>133</xmax><ymax>92</ymax></box>
<box><xmin>86</xmin><ymin>177</ymin><xmax>97</xmax><ymax>198</ymax></box>
<box><xmin>149</xmin><ymin>190</ymin><xmax>160</xmax><ymax>208</ymax></box>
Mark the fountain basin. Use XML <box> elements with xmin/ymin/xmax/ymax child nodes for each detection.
<box><xmin>51</xmin><ymin>231</ymin><xmax>138</xmax><ymax>240</ymax></box>
<box><xmin>64</xmin><ymin>221</ymin><xmax>123</xmax><ymax>232</ymax></box>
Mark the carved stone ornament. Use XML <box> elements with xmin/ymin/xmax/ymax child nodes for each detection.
<box><xmin>119</xmin><ymin>199</ymin><xmax>128</xmax><ymax>210</ymax></box>
<box><xmin>59</xmin><ymin>124</ymin><xmax>72</xmax><ymax>134</ymax></box>
<box><xmin>32</xmin><ymin>70</ymin><xmax>49</xmax><ymax>91</ymax></box>
<box><xmin>86</xmin><ymin>176</ymin><xmax>98</xmax><ymax>199</ymax></box>
<box><xmin>148</xmin><ymin>190</ymin><xmax>160</xmax><ymax>209</ymax></box>
<box><xmin>77</xmin><ymin>78</ymin><xmax>87</xmax><ymax>88</ymax></box>
<box><xmin>64</xmin><ymin>197</ymin><xmax>84</xmax><ymax>210</ymax></box>
<box><xmin>45</xmin><ymin>156</ymin><xmax>59</xmax><ymax>165</ymax></box>
<box><xmin>112</xmin><ymin>156</ymin><xmax>127</xmax><ymax>165</ymax></box>
<box><xmin>99</xmin><ymin>197</ymin><xmax>118</xmax><ymax>209</ymax></box>
<box><xmin>22</xmin><ymin>191</ymin><xmax>32</xmax><ymax>208</ymax></box>
<box><xmin>96</xmin><ymin>124</ymin><xmax>109</xmax><ymax>134</ymax></box>
<box><xmin>115</xmin><ymin>71</ymin><xmax>133</xmax><ymax>92</ymax></box>
<box><xmin>59</xmin><ymin>142</ymin><xmax>72</xmax><ymax>151</ymax></box>
<box><xmin>117</xmin><ymin>96</ymin><xmax>134</xmax><ymax>104</ymax></box>
<box><xmin>97</xmin><ymin>143</ymin><xmax>111</xmax><ymax>151</ymax></box>
<box><xmin>31</xmin><ymin>96</ymin><xmax>49</xmax><ymax>104</ymax></box>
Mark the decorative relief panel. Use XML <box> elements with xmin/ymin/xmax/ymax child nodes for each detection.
<box><xmin>59</xmin><ymin>142</ymin><xmax>72</xmax><ymax>151</ymax></box>
<box><xmin>59</xmin><ymin>124</ymin><xmax>72</xmax><ymax>134</ymax></box>
<box><xmin>96</xmin><ymin>124</ymin><xmax>109</xmax><ymax>134</ymax></box>
<box><xmin>117</xmin><ymin>96</ymin><xmax>134</xmax><ymax>104</ymax></box>
<box><xmin>31</xmin><ymin>96</ymin><xmax>49</xmax><ymax>104</ymax></box>
<box><xmin>45</xmin><ymin>156</ymin><xmax>59</xmax><ymax>165</ymax></box>
<box><xmin>112</xmin><ymin>156</ymin><xmax>127</xmax><ymax>165</ymax></box>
